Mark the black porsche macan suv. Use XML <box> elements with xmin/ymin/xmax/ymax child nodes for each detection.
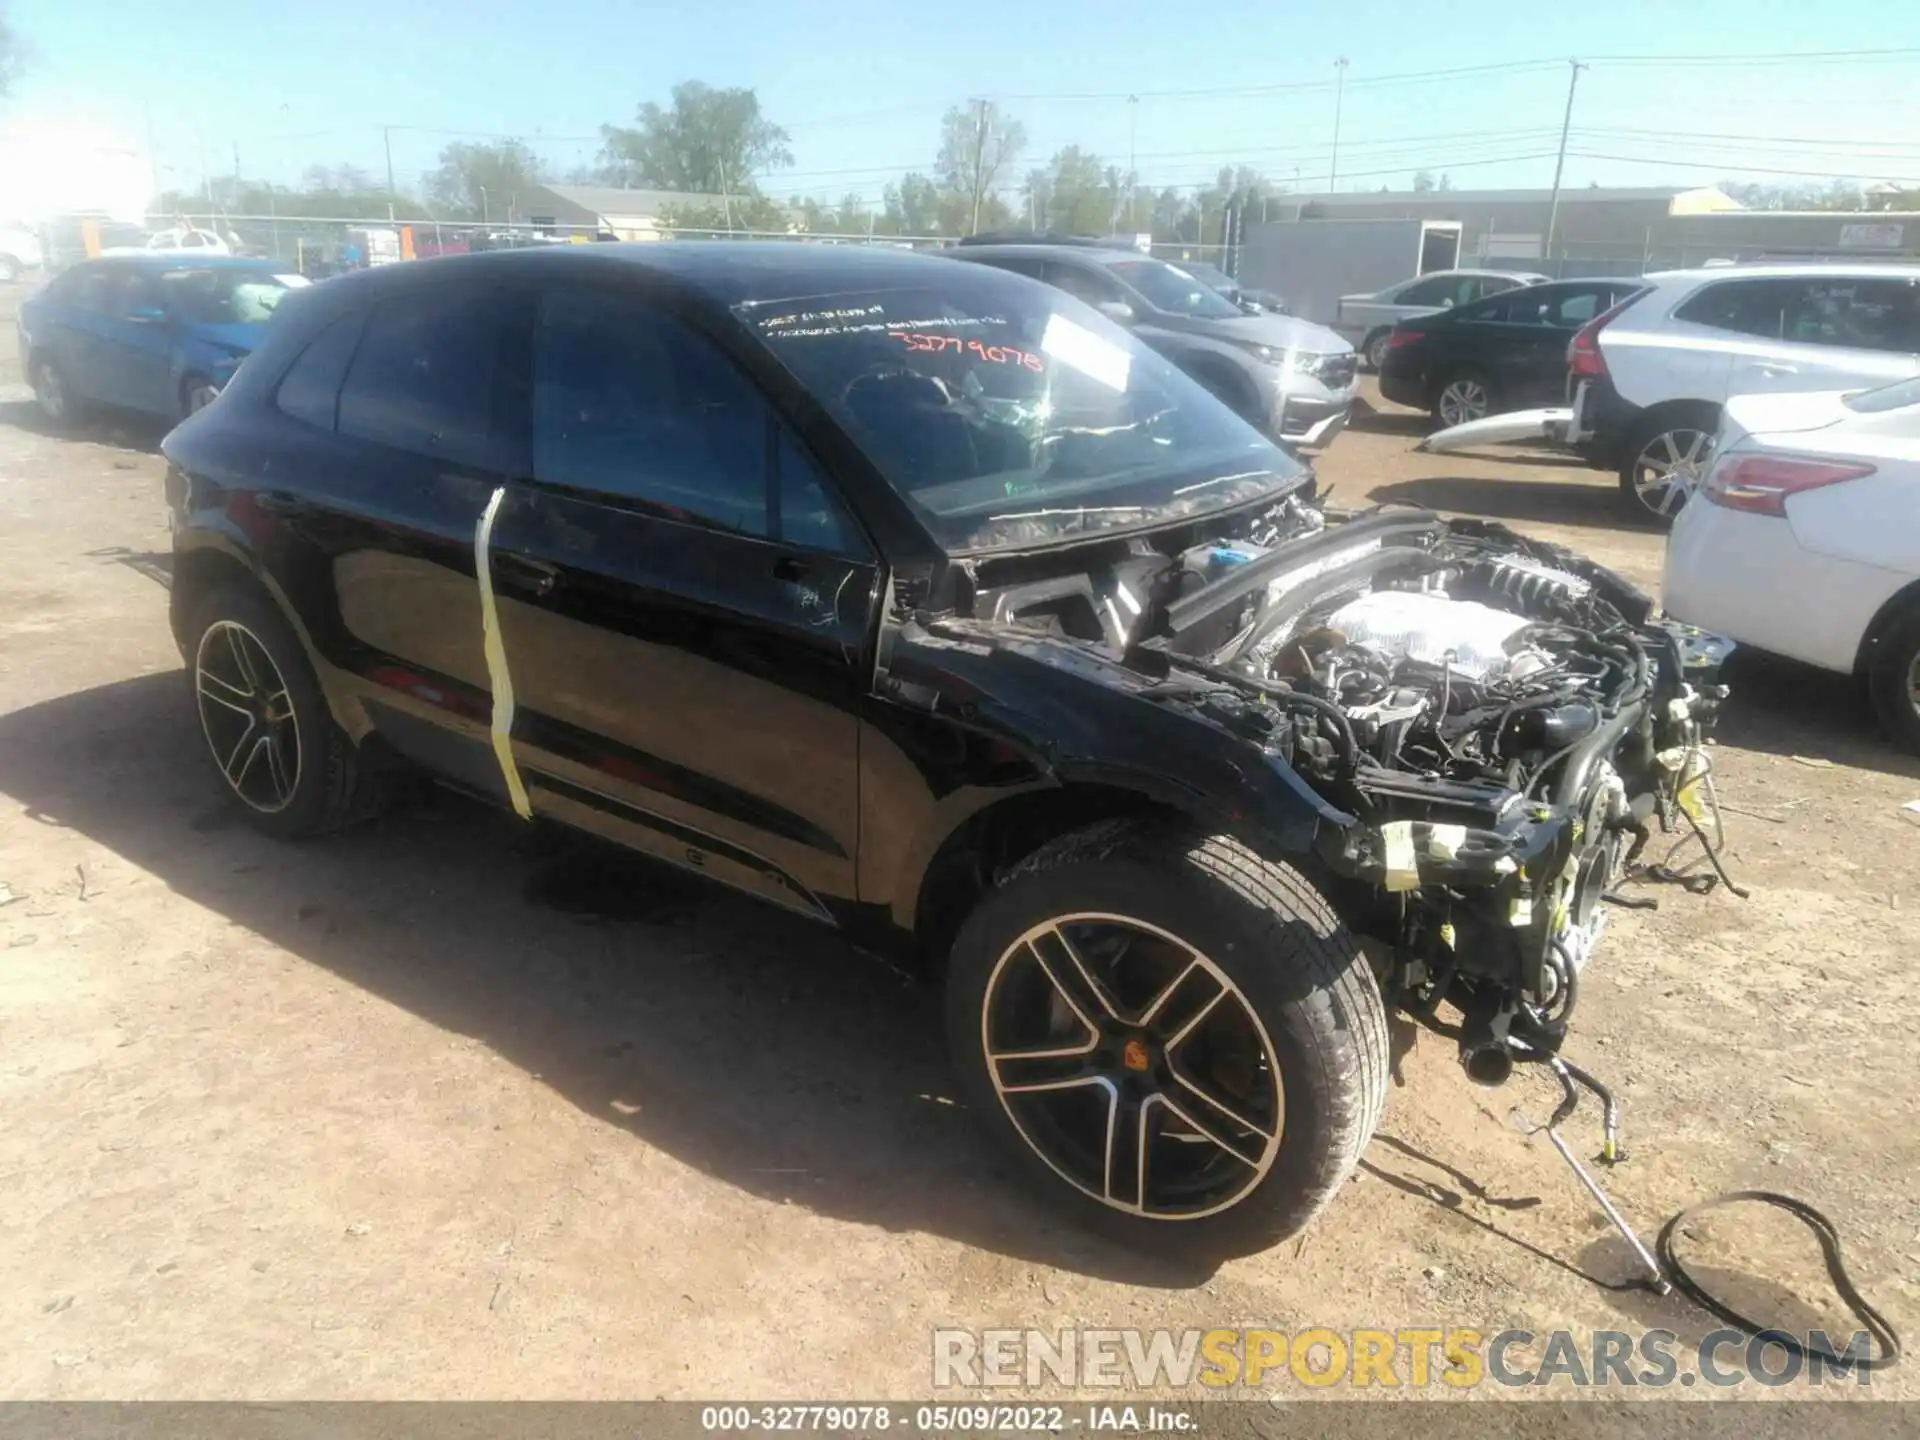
<box><xmin>164</xmin><ymin>243</ymin><xmax>1727</xmax><ymax>1255</ymax></box>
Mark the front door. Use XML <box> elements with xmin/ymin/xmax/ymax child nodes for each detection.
<box><xmin>487</xmin><ymin>286</ymin><xmax>878</xmax><ymax>917</ymax></box>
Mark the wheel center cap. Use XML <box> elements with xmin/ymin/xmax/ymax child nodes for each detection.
<box><xmin>1121</xmin><ymin>1036</ymin><xmax>1152</xmax><ymax>1073</ymax></box>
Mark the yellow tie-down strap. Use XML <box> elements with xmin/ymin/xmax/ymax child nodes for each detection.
<box><xmin>475</xmin><ymin>486</ymin><xmax>533</xmax><ymax>819</ymax></box>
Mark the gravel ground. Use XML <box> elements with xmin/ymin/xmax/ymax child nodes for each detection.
<box><xmin>0</xmin><ymin>304</ymin><xmax>1916</xmax><ymax>1405</ymax></box>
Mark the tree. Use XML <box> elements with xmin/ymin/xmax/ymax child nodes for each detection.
<box><xmin>0</xmin><ymin>11</ymin><xmax>24</xmax><ymax>99</ymax></box>
<box><xmin>1026</xmin><ymin>147</ymin><xmax>1111</xmax><ymax>235</ymax></box>
<box><xmin>936</xmin><ymin>102</ymin><xmax>1026</xmax><ymax>234</ymax></box>
<box><xmin>657</xmin><ymin>193</ymin><xmax>792</xmax><ymax>235</ymax></box>
<box><xmin>598</xmin><ymin>81</ymin><xmax>792</xmax><ymax>196</ymax></box>
<box><xmin>427</xmin><ymin>139</ymin><xmax>545</xmax><ymax>221</ymax></box>
<box><xmin>883</xmin><ymin>172</ymin><xmax>948</xmax><ymax>235</ymax></box>
<box><xmin>1412</xmin><ymin>169</ymin><xmax>1436</xmax><ymax>193</ymax></box>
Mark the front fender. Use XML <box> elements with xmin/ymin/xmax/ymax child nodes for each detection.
<box><xmin>874</xmin><ymin>620</ymin><xmax>1351</xmax><ymax>902</ymax></box>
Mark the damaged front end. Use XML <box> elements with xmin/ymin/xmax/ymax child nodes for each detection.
<box><xmin>885</xmin><ymin>495</ymin><xmax>1734</xmax><ymax>1080</ymax></box>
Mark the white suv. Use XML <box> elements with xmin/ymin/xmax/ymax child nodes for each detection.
<box><xmin>1565</xmin><ymin>264</ymin><xmax>1920</xmax><ymax>522</ymax></box>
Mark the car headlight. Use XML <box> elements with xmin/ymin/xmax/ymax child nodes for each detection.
<box><xmin>1229</xmin><ymin>339</ymin><xmax>1317</xmax><ymax>372</ymax></box>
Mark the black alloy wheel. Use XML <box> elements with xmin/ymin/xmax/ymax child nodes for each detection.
<box><xmin>946</xmin><ymin>821</ymin><xmax>1388</xmax><ymax>1256</ymax></box>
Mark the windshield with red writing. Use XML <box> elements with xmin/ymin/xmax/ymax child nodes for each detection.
<box><xmin>738</xmin><ymin>270</ymin><xmax>1302</xmax><ymax>554</ymax></box>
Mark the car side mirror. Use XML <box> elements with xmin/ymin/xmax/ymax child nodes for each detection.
<box><xmin>127</xmin><ymin>306</ymin><xmax>167</xmax><ymax>324</ymax></box>
<box><xmin>1096</xmin><ymin>299</ymin><xmax>1136</xmax><ymax>325</ymax></box>
<box><xmin>1440</xmin><ymin>298</ymin><xmax>1455</xmax><ymax>309</ymax></box>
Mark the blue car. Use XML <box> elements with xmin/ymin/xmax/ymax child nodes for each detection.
<box><xmin>18</xmin><ymin>255</ymin><xmax>309</xmax><ymax>425</ymax></box>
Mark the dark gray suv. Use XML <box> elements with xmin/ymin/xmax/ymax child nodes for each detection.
<box><xmin>948</xmin><ymin>245</ymin><xmax>1356</xmax><ymax>448</ymax></box>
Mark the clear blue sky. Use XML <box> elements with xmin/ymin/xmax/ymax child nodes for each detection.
<box><xmin>14</xmin><ymin>0</ymin><xmax>1920</xmax><ymax>205</ymax></box>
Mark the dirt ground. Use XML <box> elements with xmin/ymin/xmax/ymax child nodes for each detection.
<box><xmin>2</xmin><ymin>286</ymin><xmax>1918</xmax><ymax>1403</ymax></box>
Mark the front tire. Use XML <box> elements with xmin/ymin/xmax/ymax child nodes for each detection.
<box><xmin>1868</xmin><ymin>601</ymin><xmax>1920</xmax><ymax>755</ymax></box>
<box><xmin>1361</xmin><ymin>329</ymin><xmax>1391</xmax><ymax>373</ymax></box>
<box><xmin>186</xmin><ymin>584</ymin><xmax>379</xmax><ymax>838</ymax></box>
<box><xmin>945</xmin><ymin>820</ymin><xmax>1388</xmax><ymax>1257</ymax></box>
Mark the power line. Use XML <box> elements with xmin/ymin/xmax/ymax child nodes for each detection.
<box><xmin>1567</xmin><ymin>150</ymin><xmax>1920</xmax><ymax>184</ymax></box>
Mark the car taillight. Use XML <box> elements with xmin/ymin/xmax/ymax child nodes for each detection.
<box><xmin>1702</xmin><ymin>453</ymin><xmax>1875</xmax><ymax>517</ymax></box>
<box><xmin>1384</xmin><ymin>329</ymin><xmax>1421</xmax><ymax>352</ymax></box>
<box><xmin>1566</xmin><ymin>289</ymin><xmax>1647</xmax><ymax>379</ymax></box>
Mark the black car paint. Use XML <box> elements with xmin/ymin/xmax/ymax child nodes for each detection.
<box><xmin>163</xmin><ymin>244</ymin><xmax>1350</xmax><ymax>962</ymax></box>
<box><xmin>1377</xmin><ymin>279</ymin><xmax>1645</xmax><ymax>416</ymax></box>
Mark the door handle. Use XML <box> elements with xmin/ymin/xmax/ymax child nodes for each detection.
<box><xmin>493</xmin><ymin>552</ymin><xmax>561</xmax><ymax>596</ymax></box>
<box><xmin>771</xmin><ymin>554</ymin><xmax>813</xmax><ymax>582</ymax></box>
<box><xmin>1755</xmin><ymin>362</ymin><xmax>1798</xmax><ymax>377</ymax></box>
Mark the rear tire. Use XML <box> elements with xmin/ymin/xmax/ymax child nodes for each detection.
<box><xmin>185</xmin><ymin>584</ymin><xmax>381</xmax><ymax>838</ymax></box>
<box><xmin>1618</xmin><ymin>404</ymin><xmax>1719</xmax><ymax>526</ymax></box>
<box><xmin>182</xmin><ymin>375</ymin><xmax>221</xmax><ymax>416</ymax></box>
<box><xmin>944</xmin><ymin>819</ymin><xmax>1388</xmax><ymax>1257</ymax></box>
<box><xmin>30</xmin><ymin>355</ymin><xmax>81</xmax><ymax>427</ymax></box>
<box><xmin>1432</xmin><ymin>368</ymin><xmax>1496</xmax><ymax>428</ymax></box>
<box><xmin>1868</xmin><ymin>601</ymin><xmax>1920</xmax><ymax>755</ymax></box>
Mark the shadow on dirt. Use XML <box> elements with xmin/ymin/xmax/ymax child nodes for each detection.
<box><xmin>0</xmin><ymin>669</ymin><xmax>1214</xmax><ymax>1288</ymax></box>
<box><xmin>1366</xmin><ymin>474</ymin><xmax>1651</xmax><ymax>534</ymax></box>
<box><xmin>1715</xmin><ymin>649</ymin><xmax>1920</xmax><ymax>783</ymax></box>
<box><xmin>0</xmin><ymin>398</ymin><xmax>170</xmax><ymax>453</ymax></box>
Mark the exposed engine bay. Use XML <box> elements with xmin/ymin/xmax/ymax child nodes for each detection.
<box><xmin>945</xmin><ymin>493</ymin><xmax>1735</xmax><ymax>1080</ymax></box>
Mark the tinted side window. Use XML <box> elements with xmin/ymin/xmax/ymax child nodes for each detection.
<box><xmin>337</xmin><ymin>285</ymin><xmax>505</xmax><ymax>468</ymax></box>
<box><xmin>276</xmin><ymin>311</ymin><xmax>368</xmax><ymax>431</ymax></box>
<box><xmin>1045</xmin><ymin>260</ymin><xmax>1127</xmax><ymax>308</ymax></box>
<box><xmin>1673</xmin><ymin>280</ymin><xmax>1794</xmax><ymax>340</ymax></box>
<box><xmin>68</xmin><ymin>268</ymin><xmax>117</xmax><ymax>312</ymax></box>
<box><xmin>1395</xmin><ymin>276</ymin><xmax>1454</xmax><ymax>306</ymax></box>
<box><xmin>532</xmin><ymin>290</ymin><xmax>770</xmax><ymax>536</ymax></box>
<box><xmin>776</xmin><ymin>429</ymin><xmax>866</xmax><ymax>558</ymax></box>
<box><xmin>1783</xmin><ymin>277</ymin><xmax>1920</xmax><ymax>353</ymax></box>
<box><xmin>976</xmin><ymin>255</ymin><xmax>1044</xmax><ymax>280</ymax></box>
<box><xmin>1475</xmin><ymin>276</ymin><xmax>1523</xmax><ymax>300</ymax></box>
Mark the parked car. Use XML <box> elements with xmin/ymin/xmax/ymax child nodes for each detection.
<box><xmin>1174</xmin><ymin>258</ymin><xmax>1288</xmax><ymax>315</ymax></box>
<box><xmin>162</xmin><ymin>243</ymin><xmax>1728</xmax><ymax>1254</ymax></box>
<box><xmin>1338</xmin><ymin>269</ymin><xmax>1548</xmax><ymax>372</ymax></box>
<box><xmin>1378</xmin><ymin>277</ymin><xmax>1647</xmax><ymax>427</ymax></box>
<box><xmin>0</xmin><ymin>222</ymin><xmax>44</xmax><ymax>283</ymax></box>
<box><xmin>1665</xmin><ymin>377</ymin><xmax>1920</xmax><ymax>751</ymax></box>
<box><xmin>102</xmin><ymin>225</ymin><xmax>233</xmax><ymax>257</ymax></box>
<box><xmin>949</xmin><ymin>243</ymin><xmax>1356</xmax><ymax>447</ymax></box>
<box><xmin>1567</xmin><ymin>264</ymin><xmax>1920</xmax><ymax>522</ymax></box>
<box><xmin>18</xmin><ymin>255</ymin><xmax>309</xmax><ymax>425</ymax></box>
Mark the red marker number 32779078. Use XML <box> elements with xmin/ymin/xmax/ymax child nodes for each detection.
<box><xmin>889</xmin><ymin>332</ymin><xmax>1043</xmax><ymax>371</ymax></box>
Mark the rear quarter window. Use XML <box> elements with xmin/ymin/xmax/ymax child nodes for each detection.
<box><xmin>275</xmin><ymin>311</ymin><xmax>368</xmax><ymax>431</ymax></box>
<box><xmin>336</xmin><ymin>284</ymin><xmax>510</xmax><ymax>469</ymax></box>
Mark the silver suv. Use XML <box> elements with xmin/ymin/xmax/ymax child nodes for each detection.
<box><xmin>950</xmin><ymin>244</ymin><xmax>1357</xmax><ymax>448</ymax></box>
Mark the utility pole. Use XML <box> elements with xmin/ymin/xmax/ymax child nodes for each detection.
<box><xmin>1543</xmin><ymin>59</ymin><xmax>1586</xmax><ymax>266</ymax></box>
<box><xmin>970</xmin><ymin>98</ymin><xmax>989</xmax><ymax>236</ymax></box>
<box><xmin>1329</xmin><ymin>58</ymin><xmax>1349</xmax><ymax>191</ymax></box>
<box><xmin>1126</xmin><ymin>94</ymin><xmax>1139</xmax><ymax>235</ymax></box>
<box><xmin>383</xmin><ymin>125</ymin><xmax>397</xmax><ymax>223</ymax></box>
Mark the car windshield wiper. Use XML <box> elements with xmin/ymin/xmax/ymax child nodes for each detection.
<box><xmin>984</xmin><ymin>505</ymin><xmax>1150</xmax><ymax>523</ymax></box>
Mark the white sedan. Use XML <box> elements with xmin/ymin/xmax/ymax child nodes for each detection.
<box><xmin>1664</xmin><ymin>376</ymin><xmax>1920</xmax><ymax>752</ymax></box>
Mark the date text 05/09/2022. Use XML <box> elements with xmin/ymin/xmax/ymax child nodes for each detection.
<box><xmin>699</xmin><ymin>1404</ymin><xmax>1196</xmax><ymax>1433</ymax></box>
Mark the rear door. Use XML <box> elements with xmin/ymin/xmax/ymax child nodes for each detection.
<box><xmin>266</xmin><ymin>279</ymin><xmax>526</xmax><ymax>800</ymax></box>
<box><xmin>1757</xmin><ymin>275</ymin><xmax>1920</xmax><ymax>394</ymax></box>
<box><xmin>90</xmin><ymin>266</ymin><xmax>177</xmax><ymax>416</ymax></box>
<box><xmin>485</xmin><ymin>284</ymin><xmax>878</xmax><ymax>917</ymax></box>
<box><xmin>1484</xmin><ymin>282</ymin><xmax>1629</xmax><ymax>407</ymax></box>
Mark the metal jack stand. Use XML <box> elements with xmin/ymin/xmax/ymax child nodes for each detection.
<box><xmin>1513</xmin><ymin>1057</ymin><xmax>1670</xmax><ymax>1296</ymax></box>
